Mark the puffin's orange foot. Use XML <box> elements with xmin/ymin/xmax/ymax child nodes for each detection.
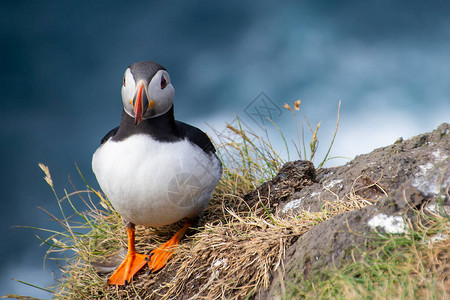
<box><xmin>147</xmin><ymin>241</ymin><xmax>177</xmax><ymax>273</ymax></box>
<box><xmin>108</xmin><ymin>252</ymin><xmax>149</xmax><ymax>285</ymax></box>
<box><xmin>147</xmin><ymin>221</ymin><xmax>191</xmax><ymax>273</ymax></box>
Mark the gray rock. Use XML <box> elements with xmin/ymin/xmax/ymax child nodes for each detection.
<box><xmin>257</xmin><ymin>123</ymin><xmax>449</xmax><ymax>299</ymax></box>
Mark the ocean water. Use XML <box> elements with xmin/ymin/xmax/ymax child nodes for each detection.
<box><xmin>1</xmin><ymin>1</ymin><xmax>449</xmax><ymax>298</ymax></box>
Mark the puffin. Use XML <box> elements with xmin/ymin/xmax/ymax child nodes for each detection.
<box><xmin>92</xmin><ymin>61</ymin><xmax>222</xmax><ymax>285</ymax></box>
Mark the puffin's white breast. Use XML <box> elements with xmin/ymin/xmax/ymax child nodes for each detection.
<box><xmin>92</xmin><ymin>134</ymin><xmax>221</xmax><ymax>226</ymax></box>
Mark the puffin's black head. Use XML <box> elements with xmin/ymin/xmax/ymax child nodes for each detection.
<box><xmin>121</xmin><ymin>61</ymin><xmax>175</xmax><ymax>126</ymax></box>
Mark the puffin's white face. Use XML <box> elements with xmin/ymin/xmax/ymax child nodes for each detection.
<box><xmin>121</xmin><ymin>66</ymin><xmax>175</xmax><ymax>125</ymax></box>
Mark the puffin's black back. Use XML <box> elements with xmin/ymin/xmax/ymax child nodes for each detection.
<box><xmin>174</xmin><ymin>120</ymin><xmax>216</xmax><ymax>154</ymax></box>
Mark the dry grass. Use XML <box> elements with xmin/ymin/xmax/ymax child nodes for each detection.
<box><xmin>154</xmin><ymin>191</ymin><xmax>373</xmax><ymax>299</ymax></box>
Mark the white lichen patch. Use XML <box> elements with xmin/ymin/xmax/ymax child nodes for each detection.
<box><xmin>324</xmin><ymin>179</ymin><xmax>343</xmax><ymax>190</ymax></box>
<box><xmin>418</xmin><ymin>163</ymin><xmax>434</xmax><ymax>176</ymax></box>
<box><xmin>412</xmin><ymin>159</ymin><xmax>447</xmax><ymax>195</ymax></box>
<box><xmin>368</xmin><ymin>213</ymin><xmax>406</xmax><ymax>234</ymax></box>
<box><xmin>282</xmin><ymin>197</ymin><xmax>304</xmax><ymax>214</ymax></box>
<box><xmin>310</xmin><ymin>191</ymin><xmax>320</xmax><ymax>198</ymax></box>
<box><xmin>427</xmin><ymin>203</ymin><xmax>438</xmax><ymax>213</ymax></box>
<box><xmin>432</xmin><ymin>148</ymin><xmax>448</xmax><ymax>162</ymax></box>
<box><xmin>412</xmin><ymin>148</ymin><xmax>449</xmax><ymax>195</ymax></box>
<box><xmin>413</xmin><ymin>172</ymin><xmax>441</xmax><ymax>195</ymax></box>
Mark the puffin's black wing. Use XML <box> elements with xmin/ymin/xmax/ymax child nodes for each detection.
<box><xmin>100</xmin><ymin>126</ymin><xmax>119</xmax><ymax>144</ymax></box>
<box><xmin>175</xmin><ymin>121</ymin><xmax>216</xmax><ymax>154</ymax></box>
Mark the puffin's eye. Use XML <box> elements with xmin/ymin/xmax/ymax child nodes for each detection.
<box><xmin>160</xmin><ymin>75</ymin><xmax>167</xmax><ymax>89</ymax></box>
<box><xmin>123</xmin><ymin>75</ymin><xmax>126</xmax><ymax>87</ymax></box>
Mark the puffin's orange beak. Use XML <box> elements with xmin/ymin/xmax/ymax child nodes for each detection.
<box><xmin>133</xmin><ymin>82</ymin><xmax>149</xmax><ymax>126</ymax></box>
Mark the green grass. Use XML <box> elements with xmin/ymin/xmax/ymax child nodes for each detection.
<box><xmin>285</xmin><ymin>204</ymin><xmax>450</xmax><ymax>299</ymax></box>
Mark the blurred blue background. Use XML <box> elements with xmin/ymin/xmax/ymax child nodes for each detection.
<box><xmin>1</xmin><ymin>0</ymin><xmax>449</xmax><ymax>298</ymax></box>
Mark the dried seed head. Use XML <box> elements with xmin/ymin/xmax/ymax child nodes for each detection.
<box><xmin>38</xmin><ymin>163</ymin><xmax>53</xmax><ymax>187</ymax></box>
<box><xmin>294</xmin><ymin>100</ymin><xmax>301</xmax><ymax>111</ymax></box>
<box><xmin>282</xmin><ymin>103</ymin><xmax>292</xmax><ymax>111</ymax></box>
